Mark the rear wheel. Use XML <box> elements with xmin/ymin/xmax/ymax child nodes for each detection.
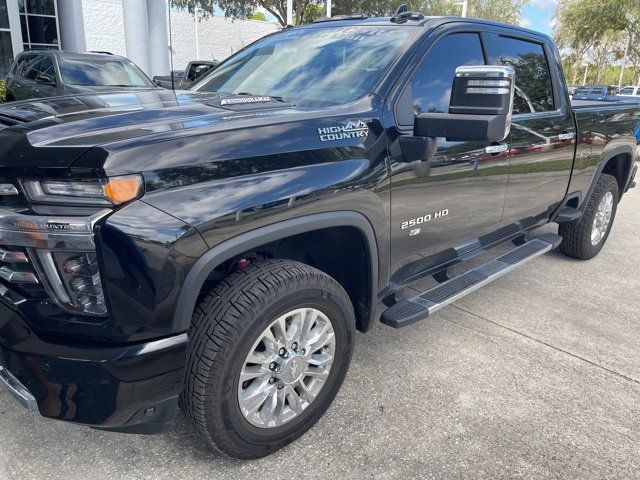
<box><xmin>559</xmin><ymin>173</ymin><xmax>618</xmax><ymax>260</ymax></box>
<box><xmin>180</xmin><ymin>259</ymin><xmax>355</xmax><ymax>459</ymax></box>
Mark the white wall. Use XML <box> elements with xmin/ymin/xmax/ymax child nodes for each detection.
<box><xmin>81</xmin><ymin>0</ymin><xmax>280</xmax><ymax>71</ymax></box>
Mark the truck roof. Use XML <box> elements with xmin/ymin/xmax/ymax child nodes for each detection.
<box><xmin>297</xmin><ymin>15</ymin><xmax>553</xmax><ymax>44</ymax></box>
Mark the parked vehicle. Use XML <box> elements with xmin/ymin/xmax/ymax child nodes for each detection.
<box><xmin>0</xmin><ymin>11</ymin><xmax>637</xmax><ymax>460</ymax></box>
<box><xmin>4</xmin><ymin>51</ymin><xmax>157</xmax><ymax>102</ymax></box>
<box><xmin>617</xmin><ymin>85</ymin><xmax>640</xmax><ymax>97</ymax></box>
<box><xmin>153</xmin><ymin>61</ymin><xmax>219</xmax><ymax>90</ymax></box>
<box><xmin>572</xmin><ymin>84</ymin><xmax>620</xmax><ymax>101</ymax></box>
<box><xmin>180</xmin><ymin>60</ymin><xmax>219</xmax><ymax>88</ymax></box>
<box><xmin>152</xmin><ymin>70</ymin><xmax>185</xmax><ymax>89</ymax></box>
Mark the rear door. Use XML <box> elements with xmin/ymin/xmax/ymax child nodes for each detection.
<box><xmin>485</xmin><ymin>32</ymin><xmax>576</xmax><ymax>226</ymax></box>
<box><xmin>388</xmin><ymin>29</ymin><xmax>509</xmax><ymax>276</ymax></box>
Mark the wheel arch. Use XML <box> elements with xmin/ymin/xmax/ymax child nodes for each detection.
<box><xmin>583</xmin><ymin>146</ymin><xmax>636</xmax><ymax>209</ymax></box>
<box><xmin>173</xmin><ymin>212</ymin><xmax>380</xmax><ymax>334</ymax></box>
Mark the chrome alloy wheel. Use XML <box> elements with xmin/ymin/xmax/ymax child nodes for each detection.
<box><xmin>591</xmin><ymin>191</ymin><xmax>614</xmax><ymax>246</ymax></box>
<box><xmin>238</xmin><ymin>308</ymin><xmax>336</xmax><ymax>428</ymax></box>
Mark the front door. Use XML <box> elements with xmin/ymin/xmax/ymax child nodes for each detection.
<box><xmin>388</xmin><ymin>31</ymin><xmax>509</xmax><ymax>279</ymax></box>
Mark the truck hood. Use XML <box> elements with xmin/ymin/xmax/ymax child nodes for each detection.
<box><xmin>0</xmin><ymin>89</ymin><xmax>376</xmax><ymax>176</ymax></box>
<box><xmin>0</xmin><ymin>89</ymin><xmax>304</xmax><ymax>147</ymax></box>
<box><xmin>0</xmin><ymin>89</ymin><xmax>303</xmax><ymax>156</ymax></box>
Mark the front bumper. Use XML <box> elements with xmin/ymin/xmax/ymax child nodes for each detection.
<box><xmin>0</xmin><ymin>299</ymin><xmax>188</xmax><ymax>433</ymax></box>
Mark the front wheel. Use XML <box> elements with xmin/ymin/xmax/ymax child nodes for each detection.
<box><xmin>559</xmin><ymin>173</ymin><xmax>619</xmax><ymax>260</ymax></box>
<box><xmin>180</xmin><ymin>259</ymin><xmax>355</xmax><ymax>459</ymax></box>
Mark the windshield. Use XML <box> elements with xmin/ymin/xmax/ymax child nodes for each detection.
<box><xmin>60</xmin><ymin>58</ymin><xmax>153</xmax><ymax>87</ymax></box>
<box><xmin>193</xmin><ymin>26</ymin><xmax>416</xmax><ymax>105</ymax></box>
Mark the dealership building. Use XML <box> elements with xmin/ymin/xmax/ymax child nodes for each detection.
<box><xmin>0</xmin><ymin>0</ymin><xmax>279</xmax><ymax>77</ymax></box>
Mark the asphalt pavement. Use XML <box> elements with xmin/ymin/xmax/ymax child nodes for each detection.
<box><xmin>1</xmin><ymin>184</ymin><xmax>639</xmax><ymax>480</ymax></box>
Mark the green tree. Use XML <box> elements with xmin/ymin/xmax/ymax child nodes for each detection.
<box><xmin>554</xmin><ymin>0</ymin><xmax>640</xmax><ymax>85</ymax></box>
<box><xmin>172</xmin><ymin>0</ymin><xmax>530</xmax><ymax>27</ymax></box>
<box><xmin>248</xmin><ymin>11</ymin><xmax>266</xmax><ymax>20</ymax></box>
<box><xmin>336</xmin><ymin>0</ymin><xmax>529</xmax><ymax>24</ymax></box>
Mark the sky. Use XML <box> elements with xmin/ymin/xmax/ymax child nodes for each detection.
<box><xmin>519</xmin><ymin>0</ymin><xmax>559</xmax><ymax>35</ymax></box>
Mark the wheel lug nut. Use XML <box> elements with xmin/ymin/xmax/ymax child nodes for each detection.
<box><xmin>292</xmin><ymin>342</ymin><xmax>298</xmax><ymax>351</ymax></box>
<box><xmin>269</xmin><ymin>362</ymin><xmax>277</xmax><ymax>370</ymax></box>
<box><xmin>301</xmin><ymin>348</ymin><xmax>306</xmax><ymax>355</ymax></box>
<box><xmin>279</xmin><ymin>347</ymin><xmax>287</xmax><ymax>356</ymax></box>
<box><xmin>269</xmin><ymin>377</ymin><xmax>276</xmax><ymax>384</ymax></box>
<box><xmin>278</xmin><ymin>383</ymin><xmax>284</xmax><ymax>390</ymax></box>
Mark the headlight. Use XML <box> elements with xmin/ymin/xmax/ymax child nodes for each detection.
<box><xmin>22</xmin><ymin>175</ymin><xmax>143</xmax><ymax>206</ymax></box>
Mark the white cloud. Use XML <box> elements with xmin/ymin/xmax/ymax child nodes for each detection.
<box><xmin>520</xmin><ymin>18</ymin><xmax>533</xmax><ymax>28</ymax></box>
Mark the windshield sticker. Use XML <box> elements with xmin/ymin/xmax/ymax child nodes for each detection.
<box><xmin>318</xmin><ymin>121</ymin><xmax>369</xmax><ymax>142</ymax></box>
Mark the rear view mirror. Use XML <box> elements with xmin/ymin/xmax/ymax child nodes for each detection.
<box><xmin>414</xmin><ymin>65</ymin><xmax>515</xmax><ymax>142</ymax></box>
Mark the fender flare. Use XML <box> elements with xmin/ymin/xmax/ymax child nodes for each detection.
<box><xmin>581</xmin><ymin>145</ymin><xmax>636</xmax><ymax>210</ymax></box>
<box><xmin>173</xmin><ymin>211</ymin><xmax>380</xmax><ymax>332</ymax></box>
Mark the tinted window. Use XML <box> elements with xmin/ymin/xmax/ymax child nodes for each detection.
<box><xmin>409</xmin><ymin>33</ymin><xmax>485</xmax><ymax>115</ymax></box>
<box><xmin>619</xmin><ymin>87</ymin><xmax>634</xmax><ymax>95</ymax></box>
<box><xmin>492</xmin><ymin>36</ymin><xmax>554</xmax><ymax>114</ymax></box>
<box><xmin>59</xmin><ymin>58</ymin><xmax>152</xmax><ymax>87</ymax></box>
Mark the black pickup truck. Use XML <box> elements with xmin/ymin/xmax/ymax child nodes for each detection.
<box><xmin>0</xmin><ymin>12</ymin><xmax>637</xmax><ymax>459</ymax></box>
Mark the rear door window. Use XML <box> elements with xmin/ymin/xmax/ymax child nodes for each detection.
<box><xmin>490</xmin><ymin>36</ymin><xmax>554</xmax><ymax>114</ymax></box>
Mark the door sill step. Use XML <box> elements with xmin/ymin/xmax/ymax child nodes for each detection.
<box><xmin>380</xmin><ymin>233</ymin><xmax>562</xmax><ymax>329</ymax></box>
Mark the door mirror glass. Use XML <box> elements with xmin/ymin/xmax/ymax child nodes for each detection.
<box><xmin>414</xmin><ymin>65</ymin><xmax>515</xmax><ymax>142</ymax></box>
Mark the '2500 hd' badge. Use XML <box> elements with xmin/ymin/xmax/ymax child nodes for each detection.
<box><xmin>318</xmin><ymin>121</ymin><xmax>369</xmax><ymax>142</ymax></box>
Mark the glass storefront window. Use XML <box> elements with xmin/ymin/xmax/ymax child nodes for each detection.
<box><xmin>26</xmin><ymin>0</ymin><xmax>56</xmax><ymax>16</ymax></box>
<box><xmin>0</xmin><ymin>0</ymin><xmax>9</xmax><ymax>29</ymax></box>
<box><xmin>0</xmin><ymin>31</ymin><xmax>12</xmax><ymax>76</ymax></box>
<box><xmin>19</xmin><ymin>0</ymin><xmax>60</xmax><ymax>51</ymax></box>
<box><xmin>0</xmin><ymin>0</ymin><xmax>12</xmax><ymax>76</ymax></box>
<box><xmin>26</xmin><ymin>15</ymin><xmax>57</xmax><ymax>45</ymax></box>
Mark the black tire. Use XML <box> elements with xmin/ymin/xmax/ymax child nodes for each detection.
<box><xmin>559</xmin><ymin>173</ymin><xmax>619</xmax><ymax>260</ymax></box>
<box><xmin>180</xmin><ymin>258</ymin><xmax>355</xmax><ymax>459</ymax></box>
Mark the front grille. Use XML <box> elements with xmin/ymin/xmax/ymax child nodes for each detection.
<box><xmin>0</xmin><ymin>246</ymin><xmax>46</xmax><ymax>299</ymax></box>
